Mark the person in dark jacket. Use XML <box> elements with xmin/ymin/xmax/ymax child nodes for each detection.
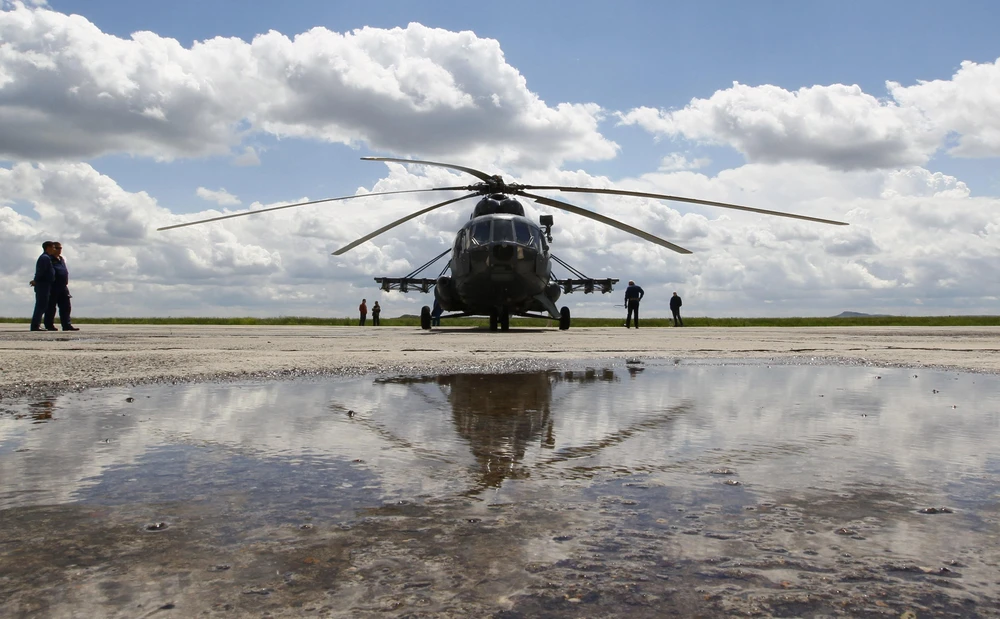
<box><xmin>670</xmin><ymin>292</ymin><xmax>683</xmax><ymax>327</ymax></box>
<box><xmin>624</xmin><ymin>280</ymin><xmax>644</xmax><ymax>329</ymax></box>
<box><xmin>371</xmin><ymin>301</ymin><xmax>381</xmax><ymax>326</ymax></box>
<box><xmin>431</xmin><ymin>298</ymin><xmax>443</xmax><ymax>327</ymax></box>
<box><xmin>45</xmin><ymin>242</ymin><xmax>79</xmax><ymax>331</ymax></box>
<box><xmin>29</xmin><ymin>241</ymin><xmax>57</xmax><ymax>331</ymax></box>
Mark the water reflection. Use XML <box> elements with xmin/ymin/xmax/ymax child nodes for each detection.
<box><xmin>2</xmin><ymin>364</ymin><xmax>999</xmax><ymax>617</ymax></box>
<box><xmin>0</xmin><ymin>364</ymin><xmax>998</xmax><ymax>514</ymax></box>
<box><xmin>379</xmin><ymin>370</ymin><xmax>626</xmax><ymax>489</ymax></box>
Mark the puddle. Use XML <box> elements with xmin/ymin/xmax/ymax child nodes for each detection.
<box><xmin>1</xmin><ymin>362</ymin><xmax>999</xmax><ymax>617</ymax></box>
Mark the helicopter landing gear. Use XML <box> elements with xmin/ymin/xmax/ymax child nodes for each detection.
<box><xmin>489</xmin><ymin>311</ymin><xmax>498</xmax><ymax>331</ymax></box>
<box><xmin>420</xmin><ymin>305</ymin><xmax>432</xmax><ymax>330</ymax></box>
<box><xmin>559</xmin><ymin>306</ymin><xmax>571</xmax><ymax>330</ymax></box>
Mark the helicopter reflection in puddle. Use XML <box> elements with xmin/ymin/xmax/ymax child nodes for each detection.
<box><xmin>370</xmin><ymin>369</ymin><xmax>688</xmax><ymax>493</ymax></box>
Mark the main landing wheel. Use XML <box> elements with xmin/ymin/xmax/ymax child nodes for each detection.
<box><xmin>559</xmin><ymin>306</ymin><xmax>571</xmax><ymax>331</ymax></box>
<box><xmin>420</xmin><ymin>305</ymin><xmax>432</xmax><ymax>330</ymax></box>
<box><xmin>499</xmin><ymin>308</ymin><xmax>510</xmax><ymax>331</ymax></box>
<box><xmin>489</xmin><ymin>311</ymin><xmax>499</xmax><ymax>331</ymax></box>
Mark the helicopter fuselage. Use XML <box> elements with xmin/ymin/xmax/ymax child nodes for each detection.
<box><xmin>435</xmin><ymin>212</ymin><xmax>561</xmax><ymax>317</ymax></box>
<box><xmin>431</xmin><ymin>193</ymin><xmax>563</xmax><ymax>322</ymax></box>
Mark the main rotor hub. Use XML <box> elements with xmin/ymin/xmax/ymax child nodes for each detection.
<box><xmin>468</xmin><ymin>174</ymin><xmax>525</xmax><ymax>196</ymax></box>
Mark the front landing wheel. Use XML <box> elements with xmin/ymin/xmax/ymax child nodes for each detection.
<box><xmin>420</xmin><ymin>306</ymin><xmax>432</xmax><ymax>330</ymax></box>
<box><xmin>559</xmin><ymin>306</ymin><xmax>571</xmax><ymax>330</ymax></box>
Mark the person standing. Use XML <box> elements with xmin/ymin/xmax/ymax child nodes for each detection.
<box><xmin>431</xmin><ymin>298</ymin><xmax>443</xmax><ymax>327</ymax></box>
<box><xmin>28</xmin><ymin>241</ymin><xmax>57</xmax><ymax>331</ymax></box>
<box><xmin>670</xmin><ymin>292</ymin><xmax>683</xmax><ymax>327</ymax></box>
<box><xmin>45</xmin><ymin>242</ymin><xmax>79</xmax><ymax>331</ymax></box>
<box><xmin>624</xmin><ymin>280</ymin><xmax>644</xmax><ymax>329</ymax></box>
<box><xmin>359</xmin><ymin>299</ymin><xmax>368</xmax><ymax>326</ymax></box>
<box><xmin>371</xmin><ymin>301</ymin><xmax>381</xmax><ymax>326</ymax></box>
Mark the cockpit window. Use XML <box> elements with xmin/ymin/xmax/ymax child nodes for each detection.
<box><xmin>493</xmin><ymin>219</ymin><xmax>515</xmax><ymax>243</ymax></box>
<box><xmin>514</xmin><ymin>221</ymin><xmax>534</xmax><ymax>247</ymax></box>
<box><xmin>470</xmin><ymin>221</ymin><xmax>491</xmax><ymax>246</ymax></box>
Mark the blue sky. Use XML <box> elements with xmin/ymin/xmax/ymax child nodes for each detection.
<box><xmin>3</xmin><ymin>0</ymin><xmax>1000</xmax><ymax>318</ymax></box>
<box><xmin>59</xmin><ymin>0</ymin><xmax>1000</xmax><ymax>202</ymax></box>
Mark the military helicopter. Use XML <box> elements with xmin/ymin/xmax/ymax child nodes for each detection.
<box><xmin>159</xmin><ymin>157</ymin><xmax>847</xmax><ymax>330</ymax></box>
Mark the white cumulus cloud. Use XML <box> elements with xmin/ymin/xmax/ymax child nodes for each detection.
<box><xmin>889</xmin><ymin>58</ymin><xmax>1000</xmax><ymax>158</ymax></box>
<box><xmin>196</xmin><ymin>187</ymin><xmax>241</xmax><ymax>206</ymax></box>
<box><xmin>0</xmin><ymin>4</ymin><xmax>616</xmax><ymax>168</ymax></box>
<box><xmin>617</xmin><ymin>82</ymin><xmax>940</xmax><ymax>170</ymax></box>
<box><xmin>617</xmin><ymin>59</ymin><xmax>1000</xmax><ymax>171</ymax></box>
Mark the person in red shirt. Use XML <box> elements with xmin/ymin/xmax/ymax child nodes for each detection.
<box><xmin>359</xmin><ymin>299</ymin><xmax>368</xmax><ymax>326</ymax></box>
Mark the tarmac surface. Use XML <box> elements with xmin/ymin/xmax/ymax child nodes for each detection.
<box><xmin>1</xmin><ymin>323</ymin><xmax>999</xmax><ymax>399</ymax></box>
<box><xmin>2</xmin><ymin>324</ymin><xmax>1000</xmax><ymax>617</ymax></box>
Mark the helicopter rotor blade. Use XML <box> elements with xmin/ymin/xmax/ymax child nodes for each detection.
<box><xmin>332</xmin><ymin>193</ymin><xmax>480</xmax><ymax>256</ymax></box>
<box><xmin>362</xmin><ymin>157</ymin><xmax>495</xmax><ymax>182</ymax></box>
<box><xmin>518</xmin><ymin>191</ymin><xmax>693</xmax><ymax>254</ymax></box>
<box><xmin>157</xmin><ymin>186</ymin><xmax>469</xmax><ymax>232</ymax></box>
<box><xmin>521</xmin><ymin>185</ymin><xmax>848</xmax><ymax>226</ymax></box>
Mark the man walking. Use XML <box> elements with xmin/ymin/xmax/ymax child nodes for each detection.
<box><xmin>670</xmin><ymin>291</ymin><xmax>683</xmax><ymax>327</ymax></box>
<box><xmin>359</xmin><ymin>298</ymin><xmax>368</xmax><ymax>326</ymax></box>
<box><xmin>624</xmin><ymin>280</ymin><xmax>644</xmax><ymax>329</ymax></box>
<box><xmin>45</xmin><ymin>242</ymin><xmax>79</xmax><ymax>331</ymax></box>
<box><xmin>28</xmin><ymin>241</ymin><xmax>57</xmax><ymax>331</ymax></box>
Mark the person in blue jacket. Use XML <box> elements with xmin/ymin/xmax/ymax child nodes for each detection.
<box><xmin>624</xmin><ymin>280</ymin><xmax>644</xmax><ymax>329</ymax></box>
<box><xmin>28</xmin><ymin>241</ymin><xmax>57</xmax><ymax>331</ymax></box>
<box><xmin>45</xmin><ymin>242</ymin><xmax>79</xmax><ymax>331</ymax></box>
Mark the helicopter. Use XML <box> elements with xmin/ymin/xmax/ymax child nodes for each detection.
<box><xmin>159</xmin><ymin>157</ymin><xmax>848</xmax><ymax>330</ymax></box>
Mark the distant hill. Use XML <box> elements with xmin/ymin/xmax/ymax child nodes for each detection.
<box><xmin>833</xmin><ymin>311</ymin><xmax>888</xmax><ymax>318</ymax></box>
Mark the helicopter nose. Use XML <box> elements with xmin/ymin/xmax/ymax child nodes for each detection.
<box><xmin>492</xmin><ymin>244</ymin><xmax>515</xmax><ymax>263</ymax></box>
